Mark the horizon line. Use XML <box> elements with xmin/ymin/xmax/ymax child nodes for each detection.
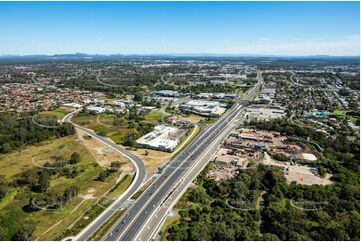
<box><xmin>0</xmin><ymin>52</ymin><xmax>360</xmax><ymax>58</ymax></box>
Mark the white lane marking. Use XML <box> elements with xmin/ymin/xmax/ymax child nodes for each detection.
<box><xmin>113</xmin><ymin>104</ymin><xmax>242</xmax><ymax>240</ymax></box>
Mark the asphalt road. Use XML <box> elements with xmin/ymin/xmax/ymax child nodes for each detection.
<box><xmin>62</xmin><ymin>111</ymin><xmax>147</xmax><ymax>241</ymax></box>
<box><xmin>103</xmin><ymin>71</ymin><xmax>264</xmax><ymax>241</ymax></box>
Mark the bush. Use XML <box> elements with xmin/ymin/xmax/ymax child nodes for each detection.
<box><xmin>69</xmin><ymin>152</ymin><xmax>81</xmax><ymax>164</ymax></box>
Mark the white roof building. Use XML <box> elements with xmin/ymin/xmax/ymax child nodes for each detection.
<box><xmin>301</xmin><ymin>153</ymin><xmax>317</xmax><ymax>161</ymax></box>
<box><xmin>136</xmin><ymin>125</ymin><xmax>183</xmax><ymax>152</ymax></box>
<box><xmin>62</xmin><ymin>103</ymin><xmax>83</xmax><ymax>109</ymax></box>
<box><xmin>86</xmin><ymin>106</ymin><xmax>106</xmax><ymax>114</ymax></box>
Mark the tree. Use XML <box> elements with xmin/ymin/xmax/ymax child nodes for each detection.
<box><xmin>38</xmin><ymin>171</ymin><xmax>50</xmax><ymax>192</ymax></box>
<box><xmin>0</xmin><ymin>175</ymin><xmax>7</xmax><ymax>199</ymax></box>
<box><xmin>12</xmin><ymin>223</ymin><xmax>35</xmax><ymax>240</ymax></box>
<box><xmin>97</xmin><ymin>170</ymin><xmax>110</xmax><ymax>182</ymax></box>
<box><xmin>318</xmin><ymin>167</ymin><xmax>327</xmax><ymax>178</ymax></box>
<box><xmin>134</xmin><ymin>92</ymin><xmax>143</xmax><ymax>102</ymax></box>
<box><xmin>0</xmin><ymin>226</ymin><xmax>6</xmax><ymax>240</ymax></box>
<box><xmin>69</xmin><ymin>152</ymin><xmax>81</xmax><ymax>164</ymax></box>
<box><xmin>63</xmin><ymin>185</ymin><xmax>80</xmax><ymax>202</ymax></box>
<box><xmin>109</xmin><ymin>161</ymin><xmax>121</xmax><ymax>172</ymax></box>
<box><xmin>18</xmin><ymin>170</ymin><xmax>38</xmax><ymax>187</ymax></box>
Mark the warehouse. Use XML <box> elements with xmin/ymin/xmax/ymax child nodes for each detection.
<box><xmin>86</xmin><ymin>106</ymin><xmax>106</xmax><ymax>114</ymax></box>
<box><xmin>136</xmin><ymin>125</ymin><xmax>186</xmax><ymax>152</ymax></box>
<box><xmin>180</xmin><ymin>100</ymin><xmax>226</xmax><ymax>117</ymax></box>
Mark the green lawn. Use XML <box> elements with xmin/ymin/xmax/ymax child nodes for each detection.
<box><xmin>143</xmin><ymin>111</ymin><xmax>167</xmax><ymax>122</ymax></box>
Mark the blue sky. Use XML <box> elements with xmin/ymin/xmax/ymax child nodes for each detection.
<box><xmin>0</xmin><ymin>1</ymin><xmax>359</xmax><ymax>56</ymax></box>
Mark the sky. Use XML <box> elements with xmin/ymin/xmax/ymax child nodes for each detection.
<box><xmin>0</xmin><ymin>1</ymin><xmax>359</xmax><ymax>56</ymax></box>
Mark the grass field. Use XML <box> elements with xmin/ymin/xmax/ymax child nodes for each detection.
<box><xmin>0</xmin><ymin>135</ymin><xmax>128</xmax><ymax>240</ymax></box>
<box><xmin>98</xmin><ymin>97</ymin><xmax>118</xmax><ymax>103</ymax></box>
<box><xmin>72</xmin><ymin>113</ymin><xmax>132</xmax><ymax>144</ymax></box>
<box><xmin>332</xmin><ymin>109</ymin><xmax>359</xmax><ymax>124</ymax></box>
<box><xmin>39</xmin><ymin>107</ymin><xmax>73</xmax><ymax>120</ymax></box>
<box><xmin>144</xmin><ymin>111</ymin><xmax>167</xmax><ymax>122</ymax></box>
<box><xmin>332</xmin><ymin>109</ymin><xmax>348</xmax><ymax>115</ymax></box>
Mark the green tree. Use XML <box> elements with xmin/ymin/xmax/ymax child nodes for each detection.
<box><xmin>69</xmin><ymin>152</ymin><xmax>81</xmax><ymax>164</ymax></box>
<box><xmin>19</xmin><ymin>170</ymin><xmax>39</xmax><ymax>187</ymax></box>
<box><xmin>97</xmin><ymin>170</ymin><xmax>110</xmax><ymax>182</ymax></box>
<box><xmin>38</xmin><ymin>171</ymin><xmax>50</xmax><ymax>193</ymax></box>
<box><xmin>12</xmin><ymin>223</ymin><xmax>35</xmax><ymax>240</ymax></box>
<box><xmin>0</xmin><ymin>175</ymin><xmax>7</xmax><ymax>199</ymax></box>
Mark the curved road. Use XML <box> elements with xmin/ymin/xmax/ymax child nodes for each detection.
<box><xmin>62</xmin><ymin>111</ymin><xmax>147</xmax><ymax>241</ymax></box>
<box><xmin>102</xmin><ymin>71</ymin><xmax>264</xmax><ymax>241</ymax></box>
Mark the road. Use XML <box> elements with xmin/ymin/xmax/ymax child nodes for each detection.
<box><xmin>62</xmin><ymin>111</ymin><xmax>147</xmax><ymax>241</ymax></box>
<box><xmin>102</xmin><ymin>71</ymin><xmax>264</xmax><ymax>241</ymax></box>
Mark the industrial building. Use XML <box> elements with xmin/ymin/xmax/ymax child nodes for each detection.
<box><xmin>61</xmin><ymin>103</ymin><xmax>83</xmax><ymax>109</ymax></box>
<box><xmin>245</xmin><ymin>104</ymin><xmax>286</xmax><ymax>121</ymax></box>
<box><xmin>136</xmin><ymin>125</ymin><xmax>186</xmax><ymax>152</ymax></box>
<box><xmin>86</xmin><ymin>106</ymin><xmax>106</xmax><ymax>114</ymax></box>
<box><xmin>180</xmin><ymin>100</ymin><xmax>226</xmax><ymax>117</ymax></box>
<box><xmin>151</xmin><ymin>90</ymin><xmax>186</xmax><ymax>98</ymax></box>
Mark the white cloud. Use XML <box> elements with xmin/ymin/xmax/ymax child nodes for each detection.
<box><xmin>219</xmin><ymin>35</ymin><xmax>360</xmax><ymax>56</ymax></box>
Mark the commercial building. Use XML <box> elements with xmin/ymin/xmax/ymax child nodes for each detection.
<box><xmin>106</xmin><ymin>101</ymin><xmax>126</xmax><ymax>108</ymax></box>
<box><xmin>245</xmin><ymin>104</ymin><xmax>286</xmax><ymax>121</ymax></box>
<box><xmin>86</xmin><ymin>106</ymin><xmax>106</xmax><ymax>114</ymax></box>
<box><xmin>62</xmin><ymin>103</ymin><xmax>83</xmax><ymax>109</ymax></box>
<box><xmin>151</xmin><ymin>90</ymin><xmax>186</xmax><ymax>98</ymax></box>
<box><xmin>180</xmin><ymin>100</ymin><xmax>226</xmax><ymax>117</ymax></box>
<box><xmin>136</xmin><ymin>125</ymin><xmax>186</xmax><ymax>152</ymax></box>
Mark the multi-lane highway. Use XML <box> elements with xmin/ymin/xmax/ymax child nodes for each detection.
<box><xmin>62</xmin><ymin>111</ymin><xmax>147</xmax><ymax>241</ymax></box>
<box><xmin>102</xmin><ymin>71</ymin><xmax>264</xmax><ymax>241</ymax></box>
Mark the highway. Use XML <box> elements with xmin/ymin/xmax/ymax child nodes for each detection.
<box><xmin>62</xmin><ymin>111</ymin><xmax>147</xmax><ymax>241</ymax></box>
<box><xmin>102</xmin><ymin>71</ymin><xmax>264</xmax><ymax>241</ymax></box>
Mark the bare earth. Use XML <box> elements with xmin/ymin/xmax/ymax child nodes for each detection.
<box><xmin>76</xmin><ymin>130</ymin><xmax>134</xmax><ymax>174</ymax></box>
<box><xmin>263</xmin><ymin>152</ymin><xmax>333</xmax><ymax>185</ymax></box>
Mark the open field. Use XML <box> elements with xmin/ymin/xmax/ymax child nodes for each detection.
<box><xmin>76</xmin><ymin>129</ymin><xmax>131</xmax><ymax>168</ymax></box>
<box><xmin>0</xmin><ymin>135</ymin><xmax>131</xmax><ymax>240</ymax></box>
<box><xmin>262</xmin><ymin>152</ymin><xmax>333</xmax><ymax>185</ymax></box>
<box><xmin>72</xmin><ymin>112</ymin><xmax>132</xmax><ymax>144</ymax></box>
<box><xmin>144</xmin><ymin>111</ymin><xmax>168</xmax><ymax>122</ymax></box>
<box><xmin>98</xmin><ymin>97</ymin><xmax>118</xmax><ymax>103</ymax></box>
<box><xmin>39</xmin><ymin>107</ymin><xmax>74</xmax><ymax>120</ymax></box>
<box><xmin>182</xmin><ymin>114</ymin><xmax>205</xmax><ymax>123</ymax></box>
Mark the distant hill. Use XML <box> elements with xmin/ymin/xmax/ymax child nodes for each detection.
<box><xmin>0</xmin><ymin>53</ymin><xmax>359</xmax><ymax>62</ymax></box>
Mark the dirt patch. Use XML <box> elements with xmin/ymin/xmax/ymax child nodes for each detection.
<box><xmin>124</xmin><ymin>147</ymin><xmax>170</xmax><ymax>174</ymax></box>
<box><xmin>183</xmin><ymin>114</ymin><xmax>204</xmax><ymax>123</ymax></box>
<box><xmin>284</xmin><ymin>165</ymin><xmax>333</xmax><ymax>185</ymax></box>
<box><xmin>262</xmin><ymin>152</ymin><xmax>333</xmax><ymax>186</ymax></box>
<box><xmin>76</xmin><ymin>129</ymin><xmax>133</xmax><ymax>174</ymax></box>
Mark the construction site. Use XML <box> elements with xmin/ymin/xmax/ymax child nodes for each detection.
<box><xmin>208</xmin><ymin>128</ymin><xmax>333</xmax><ymax>185</ymax></box>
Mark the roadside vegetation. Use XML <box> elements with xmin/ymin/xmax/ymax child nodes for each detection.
<box><xmin>72</xmin><ymin>109</ymin><xmax>158</xmax><ymax>147</ymax></box>
<box><xmin>165</xmin><ymin>117</ymin><xmax>359</xmax><ymax>241</ymax></box>
<box><xmin>0</xmin><ymin>134</ymin><xmax>129</xmax><ymax>240</ymax></box>
<box><xmin>0</xmin><ymin>114</ymin><xmax>74</xmax><ymax>154</ymax></box>
<box><xmin>166</xmin><ymin>162</ymin><xmax>359</xmax><ymax>240</ymax></box>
